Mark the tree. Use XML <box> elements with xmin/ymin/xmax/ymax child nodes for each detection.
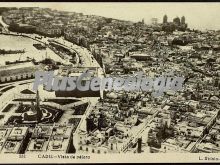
<box><xmin>163</xmin><ymin>15</ymin><xmax>168</xmax><ymax>24</ymax></box>
<box><xmin>105</xmin><ymin>18</ymin><xmax>112</xmax><ymax>24</ymax></box>
<box><xmin>173</xmin><ymin>17</ymin><xmax>181</xmax><ymax>26</ymax></box>
<box><xmin>148</xmin><ymin>132</ymin><xmax>161</xmax><ymax>148</ymax></box>
<box><xmin>181</xmin><ymin>16</ymin><xmax>185</xmax><ymax>24</ymax></box>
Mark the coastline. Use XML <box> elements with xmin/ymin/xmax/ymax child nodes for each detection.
<box><xmin>0</xmin><ymin>32</ymin><xmax>47</xmax><ymax>45</ymax></box>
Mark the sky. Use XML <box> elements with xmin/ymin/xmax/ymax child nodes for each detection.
<box><xmin>1</xmin><ymin>2</ymin><xmax>220</xmax><ymax>30</ymax></box>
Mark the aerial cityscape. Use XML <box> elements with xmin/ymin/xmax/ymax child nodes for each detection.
<box><xmin>0</xmin><ymin>5</ymin><xmax>220</xmax><ymax>155</ymax></box>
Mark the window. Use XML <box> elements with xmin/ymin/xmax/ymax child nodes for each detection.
<box><xmin>79</xmin><ymin>146</ymin><xmax>82</xmax><ymax>150</ymax></box>
<box><xmin>86</xmin><ymin>147</ymin><xmax>88</xmax><ymax>151</ymax></box>
<box><xmin>92</xmin><ymin>149</ymin><xmax>95</xmax><ymax>153</ymax></box>
<box><xmin>97</xmin><ymin>150</ymin><xmax>100</xmax><ymax>154</ymax></box>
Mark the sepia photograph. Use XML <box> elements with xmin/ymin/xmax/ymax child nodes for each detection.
<box><xmin>0</xmin><ymin>1</ymin><xmax>220</xmax><ymax>163</ymax></box>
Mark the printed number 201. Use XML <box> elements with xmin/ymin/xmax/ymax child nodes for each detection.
<box><xmin>19</xmin><ymin>154</ymin><xmax>26</xmax><ymax>158</ymax></box>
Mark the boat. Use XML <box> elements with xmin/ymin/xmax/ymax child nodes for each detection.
<box><xmin>33</xmin><ymin>43</ymin><xmax>46</xmax><ymax>50</ymax></box>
